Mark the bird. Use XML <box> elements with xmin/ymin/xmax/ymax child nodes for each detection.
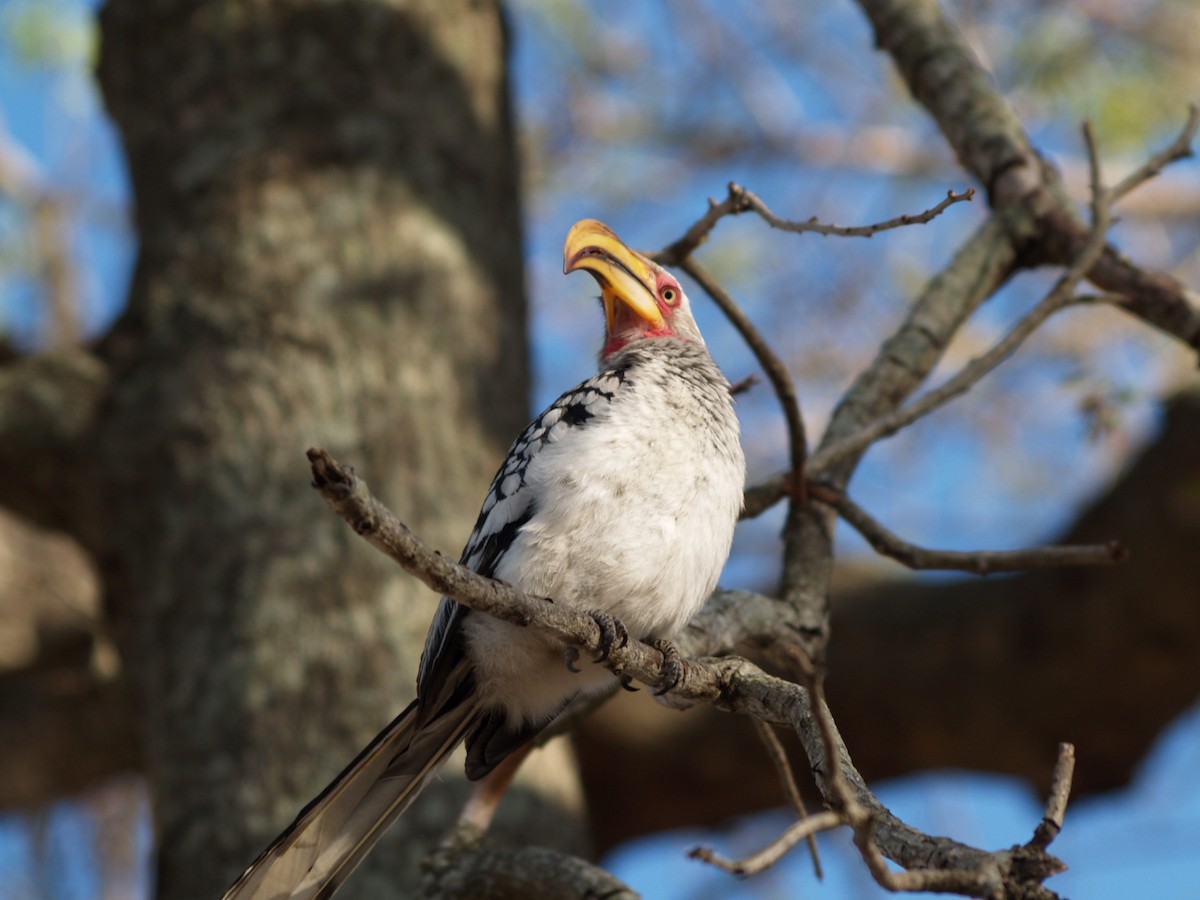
<box><xmin>223</xmin><ymin>219</ymin><xmax>746</xmax><ymax>900</ymax></box>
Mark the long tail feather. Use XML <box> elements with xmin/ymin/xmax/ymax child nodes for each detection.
<box><xmin>223</xmin><ymin>696</ymin><xmax>479</xmax><ymax>900</ymax></box>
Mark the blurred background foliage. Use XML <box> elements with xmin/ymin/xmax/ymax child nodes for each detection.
<box><xmin>0</xmin><ymin>0</ymin><xmax>1196</xmax><ymax>897</ymax></box>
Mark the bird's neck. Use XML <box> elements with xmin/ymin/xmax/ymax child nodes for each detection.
<box><xmin>599</xmin><ymin>335</ymin><xmax>720</xmax><ymax>381</ymax></box>
<box><xmin>601</xmin><ymin>326</ymin><xmax>678</xmax><ymax>359</ymax></box>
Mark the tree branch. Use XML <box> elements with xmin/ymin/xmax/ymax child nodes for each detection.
<box><xmin>732</xmin><ymin>183</ymin><xmax>975</xmax><ymax>238</ymax></box>
<box><xmin>677</xmin><ymin>257</ymin><xmax>809</xmax><ymax>498</ymax></box>
<box><xmin>807</xmin><ymin>481</ymin><xmax>1126</xmax><ymax>573</ymax></box>
<box><xmin>655</xmin><ymin>181</ymin><xmax>974</xmax><ymax>265</ymax></box>
<box><xmin>811</xmin><ymin>117</ymin><xmax>1118</xmax><ymax>477</ymax></box>
<box><xmin>855</xmin><ymin>0</ymin><xmax>1200</xmax><ymax>351</ymax></box>
<box><xmin>689</xmin><ymin>810</ymin><xmax>840</xmax><ymax>878</ymax></box>
<box><xmin>818</xmin><ymin>215</ymin><xmax>1018</xmax><ymax>485</ymax></box>
<box><xmin>306</xmin><ymin>448</ymin><xmax>1070</xmax><ymax>897</ymax></box>
<box><xmin>1029</xmin><ymin>743</ymin><xmax>1076</xmax><ymax>853</ymax></box>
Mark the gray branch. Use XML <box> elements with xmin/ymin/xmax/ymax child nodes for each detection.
<box><xmin>307</xmin><ymin>448</ymin><xmax>1067</xmax><ymax>897</ymax></box>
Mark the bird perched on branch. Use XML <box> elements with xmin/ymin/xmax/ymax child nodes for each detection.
<box><xmin>224</xmin><ymin>219</ymin><xmax>745</xmax><ymax>900</ymax></box>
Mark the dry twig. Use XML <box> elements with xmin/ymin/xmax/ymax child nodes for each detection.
<box><xmin>734</xmin><ymin>183</ymin><xmax>975</xmax><ymax>238</ymax></box>
<box><xmin>1029</xmin><ymin>743</ymin><xmax>1077</xmax><ymax>851</ymax></box>
<box><xmin>806</xmin><ymin>481</ymin><xmax>1126</xmax><ymax>573</ymax></box>
<box><xmin>809</xmin><ymin>120</ymin><xmax>1120</xmax><ymax>478</ymax></box>
<box><xmin>677</xmin><ymin>257</ymin><xmax>809</xmax><ymax>497</ymax></box>
<box><xmin>655</xmin><ymin>182</ymin><xmax>974</xmax><ymax>264</ymax></box>
<box><xmin>688</xmin><ymin>811</ymin><xmax>840</xmax><ymax>878</ymax></box>
<box><xmin>306</xmin><ymin>448</ymin><xmax>1071</xmax><ymax>898</ymax></box>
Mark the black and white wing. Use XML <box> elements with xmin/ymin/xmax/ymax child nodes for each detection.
<box><xmin>415</xmin><ymin>364</ymin><xmax>631</xmax><ymax>711</ymax></box>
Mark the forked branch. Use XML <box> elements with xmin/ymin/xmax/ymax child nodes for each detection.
<box><xmin>306</xmin><ymin>448</ymin><xmax>1072</xmax><ymax>898</ymax></box>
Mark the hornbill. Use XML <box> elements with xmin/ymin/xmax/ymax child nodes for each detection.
<box><xmin>223</xmin><ymin>219</ymin><xmax>746</xmax><ymax>899</ymax></box>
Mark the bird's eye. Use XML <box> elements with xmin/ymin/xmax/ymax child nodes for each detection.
<box><xmin>661</xmin><ymin>287</ymin><xmax>678</xmax><ymax>304</ymax></box>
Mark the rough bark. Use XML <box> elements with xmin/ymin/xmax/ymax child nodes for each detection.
<box><xmin>85</xmin><ymin>1</ymin><xmax>585</xmax><ymax>898</ymax></box>
<box><xmin>0</xmin><ymin>0</ymin><xmax>1195</xmax><ymax>895</ymax></box>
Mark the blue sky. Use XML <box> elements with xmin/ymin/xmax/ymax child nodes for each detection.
<box><xmin>1</xmin><ymin>1</ymin><xmax>1198</xmax><ymax>897</ymax></box>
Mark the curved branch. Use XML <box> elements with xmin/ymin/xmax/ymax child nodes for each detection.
<box><xmin>306</xmin><ymin>448</ymin><xmax>1067</xmax><ymax>897</ymax></box>
<box><xmin>807</xmin><ymin>481</ymin><xmax>1125</xmax><ymax>573</ymax></box>
<box><xmin>818</xmin><ymin>215</ymin><xmax>1017</xmax><ymax>484</ymax></box>
<box><xmin>855</xmin><ymin>0</ymin><xmax>1200</xmax><ymax>351</ymax></box>
<box><xmin>678</xmin><ymin>258</ymin><xmax>809</xmax><ymax>492</ymax></box>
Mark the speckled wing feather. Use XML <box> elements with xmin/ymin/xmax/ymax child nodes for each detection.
<box><xmin>416</xmin><ymin>363</ymin><xmax>632</xmax><ymax>714</ymax></box>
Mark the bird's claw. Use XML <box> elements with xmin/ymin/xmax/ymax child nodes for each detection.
<box><xmin>650</xmin><ymin>639</ymin><xmax>685</xmax><ymax>696</ymax></box>
<box><xmin>619</xmin><ymin>674</ymin><xmax>639</xmax><ymax>693</ymax></box>
<box><xmin>564</xmin><ymin>646</ymin><xmax>581</xmax><ymax>673</ymax></box>
<box><xmin>588</xmin><ymin>610</ymin><xmax>629</xmax><ymax>662</ymax></box>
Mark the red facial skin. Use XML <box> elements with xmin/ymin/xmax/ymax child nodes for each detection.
<box><xmin>601</xmin><ymin>272</ymin><xmax>684</xmax><ymax>358</ymax></box>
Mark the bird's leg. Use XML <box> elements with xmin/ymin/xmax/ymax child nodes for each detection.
<box><xmin>650</xmin><ymin>639</ymin><xmax>685</xmax><ymax>695</ymax></box>
<box><xmin>587</xmin><ymin>610</ymin><xmax>629</xmax><ymax>662</ymax></box>
<box><xmin>457</xmin><ymin>744</ymin><xmax>534</xmax><ymax>834</ymax></box>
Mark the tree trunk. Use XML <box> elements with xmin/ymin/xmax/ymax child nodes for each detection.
<box><xmin>92</xmin><ymin>2</ymin><xmax>585</xmax><ymax>897</ymax></box>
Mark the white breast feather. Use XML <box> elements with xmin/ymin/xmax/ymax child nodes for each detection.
<box><xmin>462</xmin><ymin>340</ymin><xmax>744</xmax><ymax>726</ymax></box>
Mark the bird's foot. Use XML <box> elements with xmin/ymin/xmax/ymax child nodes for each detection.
<box><xmin>588</xmin><ymin>610</ymin><xmax>629</xmax><ymax>662</ymax></box>
<box><xmin>564</xmin><ymin>645</ymin><xmax>581</xmax><ymax>673</ymax></box>
<box><xmin>650</xmin><ymin>639</ymin><xmax>685</xmax><ymax>696</ymax></box>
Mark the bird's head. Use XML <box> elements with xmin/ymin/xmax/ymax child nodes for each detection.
<box><xmin>563</xmin><ymin>219</ymin><xmax>703</xmax><ymax>360</ymax></box>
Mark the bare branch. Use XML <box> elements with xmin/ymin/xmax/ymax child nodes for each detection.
<box><xmin>655</xmin><ymin>187</ymin><xmax>753</xmax><ymax>266</ymax></box>
<box><xmin>732</xmin><ymin>183</ymin><xmax>975</xmax><ymax>238</ymax></box>
<box><xmin>655</xmin><ymin>182</ymin><xmax>975</xmax><ymax>266</ymax></box>
<box><xmin>856</xmin><ymin>0</ymin><xmax>1200</xmax><ymax>350</ymax></box>
<box><xmin>307</xmin><ymin>448</ymin><xmax>1071</xmax><ymax>897</ymax></box>
<box><xmin>793</xmin><ymin>655</ymin><xmax>1063</xmax><ymax>899</ymax></box>
<box><xmin>751</xmin><ymin>719</ymin><xmax>824</xmax><ymax>878</ymax></box>
<box><xmin>809</xmin><ymin>284</ymin><xmax>1087</xmax><ymax>477</ymax></box>
<box><xmin>740</xmin><ymin>473</ymin><xmax>790</xmax><ymax>520</ymax></box>
<box><xmin>1109</xmin><ymin>104</ymin><xmax>1198</xmax><ymax>205</ymax></box>
<box><xmin>810</xmin><ymin>123</ymin><xmax>1117</xmax><ymax>478</ymax></box>
<box><xmin>807</xmin><ymin>481</ymin><xmax>1126</xmax><ymax>573</ymax></box>
<box><xmin>688</xmin><ymin>811</ymin><xmax>840</xmax><ymax>878</ymax></box>
<box><xmin>676</xmin><ymin>257</ymin><xmax>809</xmax><ymax>498</ymax></box>
<box><xmin>752</xmin><ymin>719</ymin><xmax>807</xmax><ymax>822</ymax></box>
<box><xmin>1029</xmin><ymin>743</ymin><xmax>1077</xmax><ymax>851</ymax></box>
<box><xmin>728</xmin><ymin>373</ymin><xmax>760</xmax><ymax>396</ymax></box>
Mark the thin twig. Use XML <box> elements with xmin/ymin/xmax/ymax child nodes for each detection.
<box><xmin>307</xmin><ymin>447</ymin><xmax>1068</xmax><ymax>896</ymax></box>
<box><xmin>752</xmin><ymin>720</ymin><xmax>807</xmax><ymax>820</ymax></box>
<box><xmin>792</xmin><ymin>652</ymin><xmax>1025</xmax><ymax>898</ymax></box>
<box><xmin>740</xmin><ymin>473</ymin><xmax>791</xmax><ymax>520</ymax></box>
<box><xmin>688</xmin><ymin>812</ymin><xmax>841</xmax><ymax>877</ymax></box>
<box><xmin>656</xmin><ymin>188</ymin><xmax>754</xmax><ymax>266</ymax></box>
<box><xmin>810</xmin><ymin>121</ymin><xmax>1116</xmax><ymax>478</ymax></box>
<box><xmin>807</xmin><ymin>481</ymin><xmax>1126</xmax><ymax>573</ymax></box>
<box><xmin>654</xmin><ymin>183</ymin><xmax>974</xmax><ymax>265</ymax></box>
<box><xmin>1029</xmin><ymin>743</ymin><xmax>1077</xmax><ymax>851</ymax></box>
<box><xmin>734</xmin><ymin>183</ymin><xmax>975</xmax><ymax>238</ymax></box>
<box><xmin>751</xmin><ymin>719</ymin><xmax>824</xmax><ymax>879</ymax></box>
<box><xmin>679</xmin><ymin>257</ymin><xmax>809</xmax><ymax>499</ymax></box>
<box><xmin>1108</xmin><ymin>104</ymin><xmax>1198</xmax><ymax>205</ymax></box>
<box><xmin>728</xmin><ymin>373</ymin><xmax>761</xmax><ymax>396</ymax></box>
